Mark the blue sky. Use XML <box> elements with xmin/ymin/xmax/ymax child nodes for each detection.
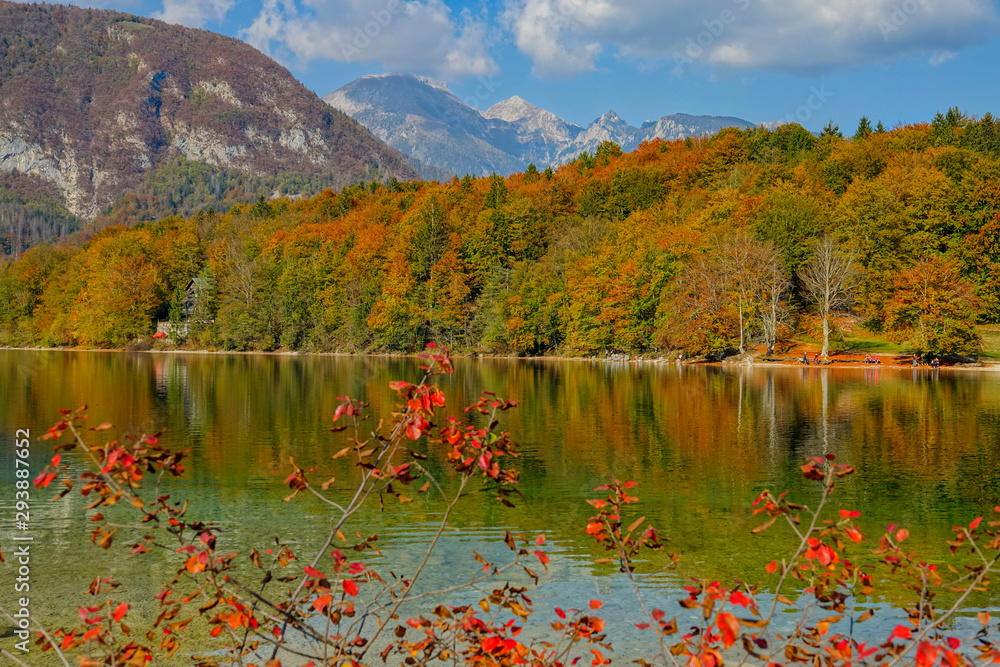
<box><xmin>65</xmin><ymin>0</ymin><xmax>1000</xmax><ymax>132</ymax></box>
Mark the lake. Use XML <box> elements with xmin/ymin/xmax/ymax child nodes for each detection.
<box><xmin>2</xmin><ymin>350</ymin><xmax>999</xmax><ymax>663</ymax></box>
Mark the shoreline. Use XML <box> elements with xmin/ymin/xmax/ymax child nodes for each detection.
<box><xmin>2</xmin><ymin>345</ymin><xmax>998</xmax><ymax>372</ymax></box>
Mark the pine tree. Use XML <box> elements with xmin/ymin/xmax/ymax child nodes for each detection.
<box><xmin>875</xmin><ymin>120</ymin><xmax>887</xmax><ymax>134</ymax></box>
<box><xmin>820</xmin><ymin>121</ymin><xmax>843</xmax><ymax>139</ymax></box>
<box><xmin>854</xmin><ymin>116</ymin><xmax>873</xmax><ymax>140</ymax></box>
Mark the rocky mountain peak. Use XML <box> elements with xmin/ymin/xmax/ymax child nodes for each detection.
<box><xmin>484</xmin><ymin>96</ymin><xmax>539</xmax><ymax>123</ymax></box>
<box><xmin>323</xmin><ymin>75</ymin><xmax>754</xmax><ymax>178</ymax></box>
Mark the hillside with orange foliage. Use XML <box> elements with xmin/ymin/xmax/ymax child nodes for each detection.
<box><xmin>1</xmin><ymin>113</ymin><xmax>998</xmax><ymax>358</ymax></box>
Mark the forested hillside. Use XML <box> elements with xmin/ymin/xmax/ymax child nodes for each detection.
<box><xmin>1</xmin><ymin>112</ymin><xmax>998</xmax><ymax>358</ymax></box>
<box><xmin>0</xmin><ymin>0</ymin><xmax>418</xmax><ymax>233</ymax></box>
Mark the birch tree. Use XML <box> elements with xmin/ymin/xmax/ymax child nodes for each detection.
<box><xmin>758</xmin><ymin>249</ymin><xmax>792</xmax><ymax>356</ymax></box>
<box><xmin>718</xmin><ymin>233</ymin><xmax>770</xmax><ymax>354</ymax></box>
<box><xmin>800</xmin><ymin>236</ymin><xmax>860</xmax><ymax>358</ymax></box>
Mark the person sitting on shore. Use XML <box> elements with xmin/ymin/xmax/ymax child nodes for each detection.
<box><xmin>864</xmin><ymin>354</ymin><xmax>872</xmax><ymax>364</ymax></box>
<box><xmin>801</xmin><ymin>352</ymin><xmax>808</xmax><ymax>365</ymax></box>
<box><xmin>813</xmin><ymin>353</ymin><xmax>820</xmax><ymax>365</ymax></box>
<box><xmin>932</xmin><ymin>357</ymin><xmax>940</xmax><ymax>368</ymax></box>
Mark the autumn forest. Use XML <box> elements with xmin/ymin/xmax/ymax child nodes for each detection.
<box><xmin>2</xmin><ymin>110</ymin><xmax>999</xmax><ymax>358</ymax></box>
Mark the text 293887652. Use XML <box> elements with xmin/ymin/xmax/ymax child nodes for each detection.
<box><xmin>10</xmin><ymin>428</ymin><xmax>32</xmax><ymax>654</ymax></box>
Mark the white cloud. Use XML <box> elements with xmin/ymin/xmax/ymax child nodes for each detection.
<box><xmin>502</xmin><ymin>0</ymin><xmax>999</xmax><ymax>77</ymax></box>
<box><xmin>242</xmin><ymin>0</ymin><xmax>497</xmax><ymax>79</ymax></box>
<box><xmin>154</xmin><ymin>0</ymin><xmax>234</xmax><ymax>28</ymax></box>
<box><xmin>929</xmin><ymin>50</ymin><xmax>957</xmax><ymax>65</ymax></box>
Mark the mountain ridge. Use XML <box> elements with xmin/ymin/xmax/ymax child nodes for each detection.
<box><xmin>324</xmin><ymin>73</ymin><xmax>756</xmax><ymax>177</ymax></box>
<box><xmin>0</xmin><ymin>1</ymin><xmax>418</xmax><ymax>225</ymax></box>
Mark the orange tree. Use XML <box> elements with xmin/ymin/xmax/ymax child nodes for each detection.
<box><xmin>5</xmin><ymin>345</ymin><xmax>1000</xmax><ymax>666</ymax></box>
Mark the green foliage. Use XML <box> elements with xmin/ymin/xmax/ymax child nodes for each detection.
<box><xmin>2</xmin><ymin>112</ymin><xmax>997</xmax><ymax>357</ymax></box>
<box><xmin>854</xmin><ymin>116</ymin><xmax>873</xmax><ymax>140</ymax></box>
<box><xmin>820</xmin><ymin>121</ymin><xmax>843</xmax><ymax>139</ymax></box>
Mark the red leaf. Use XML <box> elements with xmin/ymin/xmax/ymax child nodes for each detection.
<box><xmin>113</xmin><ymin>603</ymin><xmax>129</xmax><ymax>623</ymax></box>
<box><xmin>185</xmin><ymin>553</ymin><xmax>207</xmax><ymax>574</ymax></box>
<box><xmin>589</xmin><ymin>600</ymin><xmax>602</xmax><ymax>610</ymax></box>
<box><xmin>33</xmin><ymin>471</ymin><xmax>56</xmax><ymax>489</ymax></box>
<box><xmin>890</xmin><ymin>625</ymin><xmax>913</xmax><ymax>641</ymax></box>
<box><xmin>535</xmin><ymin>534</ymin><xmax>546</xmax><ymax>546</ymax></box>
<box><xmin>896</xmin><ymin>528</ymin><xmax>910</xmax><ymax>543</ymax></box>
<box><xmin>312</xmin><ymin>594</ymin><xmax>333</xmax><ymax>612</ymax></box>
<box><xmin>765</xmin><ymin>561</ymin><xmax>778</xmax><ymax>574</ymax></box>
<box><xmin>728</xmin><ymin>590</ymin><xmax>751</xmax><ymax>608</ymax></box>
<box><xmin>839</xmin><ymin>509</ymin><xmax>861</xmax><ymax>519</ymax></box>
<box><xmin>971</xmin><ymin>517</ymin><xmax>984</xmax><ymax>530</ymax></box>
<box><xmin>947</xmin><ymin>637</ymin><xmax>960</xmax><ymax>650</ymax></box>
<box><xmin>303</xmin><ymin>566</ymin><xmax>325</xmax><ymax>578</ymax></box>
<box><xmin>916</xmin><ymin>641</ymin><xmax>939</xmax><ymax>667</ymax></box>
<box><xmin>343</xmin><ymin>579</ymin><xmax>360</xmax><ymax>596</ymax></box>
<box><xmin>555</xmin><ymin>607</ymin><xmax>566</xmax><ymax>619</ymax></box>
<box><xmin>716</xmin><ymin>612</ymin><xmax>740</xmax><ymax>649</ymax></box>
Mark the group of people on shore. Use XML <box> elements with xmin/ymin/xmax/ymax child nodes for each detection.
<box><xmin>800</xmin><ymin>352</ymin><xmax>821</xmax><ymax>365</ymax></box>
<box><xmin>912</xmin><ymin>355</ymin><xmax>941</xmax><ymax>368</ymax></box>
<box><xmin>797</xmin><ymin>352</ymin><xmax>941</xmax><ymax>367</ymax></box>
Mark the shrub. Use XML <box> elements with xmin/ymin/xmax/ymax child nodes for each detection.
<box><xmin>6</xmin><ymin>344</ymin><xmax>1000</xmax><ymax>666</ymax></box>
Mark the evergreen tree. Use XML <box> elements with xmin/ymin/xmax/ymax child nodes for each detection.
<box><xmin>595</xmin><ymin>141</ymin><xmax>623</xmax><ymax>165</ymax></box>
<box><xmin>168</xmin><ymin>286</ymin><xmax>184</xmax><ymax>325</ymax></box>
<box><xmin>854</xmin><ymin>116</ymin><xmax>873</xmax><ymax>140</ymax></box>
<box><xmin>931</xmin><ymin>107</ymin><xmax>965</xmax><ymax>146</ymax></box>
<box><xmin>875</xmin><ymin>120</ymin><xmax>887</xmax><ymax>134</ymax></box>
<box><xmin>820</xmin><ymin>121</ymin><xmax>843</xmax><ymax>139</ymax></box>
<box><xmin>485</xmin><ymin>174</ymin><xmax>507</xmax><ymax>209</ymax></box>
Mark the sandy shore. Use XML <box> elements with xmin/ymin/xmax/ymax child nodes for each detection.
<box><xmin>2</xmin><ymin>345</ymin><xmax>998</xmax><ymax>372</ymax></box>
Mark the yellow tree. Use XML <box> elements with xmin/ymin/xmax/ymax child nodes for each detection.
<box><xmin>427</xmin><ymin>239</ymin><xmax>472</xmax><ymax>349</ymax></box>
<box><xmin>73</xmin><ymin>229</ymin><xmax>165</xmax><ymax>346</ymax></box>
<box><xmin>885</xmin><ymin>257</ymin><xmax>980</xmax><ymax>356</ymax></box>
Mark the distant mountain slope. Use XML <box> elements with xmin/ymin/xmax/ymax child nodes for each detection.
<box><xmin>0</xmin><ymin>1</ymin><xmax>418</xmax><ymax>223</ymax></box>
<box><xmin>323</xmin><ymin>74</ymin><xmax>526</xmax><ymax>178</ymax></box>
<box><xmin>324</xmin><ymin>73</ymin><xmax>754</xmax><ymax>177</ymax></box>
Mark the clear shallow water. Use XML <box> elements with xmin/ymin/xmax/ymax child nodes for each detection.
<box><xmin>2</xmin><ymin>351</ymin><xmax>1000</xmax><ymax>662</ymax></box>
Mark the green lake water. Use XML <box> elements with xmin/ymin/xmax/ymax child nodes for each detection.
<box><xmin>2</xmin><ymin>350</ymin><xmax>1000</xmax><ymax>663</ymax></box>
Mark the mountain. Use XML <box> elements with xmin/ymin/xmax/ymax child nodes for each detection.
<box><xmin>0</xmin><ymin>1</ymin><xmax>418</xmax><ymax>227</ymax></box>
<box><xmin>324</xmin><ymin>74</ymin><xmax>755</xmax><ymax>177</ymax></box>
<box><xmin>483</xmin><ymin>96</ymin><xmax>583</xmax><ymax>167</ymax></box>
<box><xmin>323</xmin><ymin>73</ymin><xmax>527</xmax><ymax>178</ymax></box>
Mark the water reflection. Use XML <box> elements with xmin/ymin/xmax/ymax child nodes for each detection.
<box><xmin>2</xmin><ymin>352</ymin><xmax>1000</xmax><ymax>657</ymax></box>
